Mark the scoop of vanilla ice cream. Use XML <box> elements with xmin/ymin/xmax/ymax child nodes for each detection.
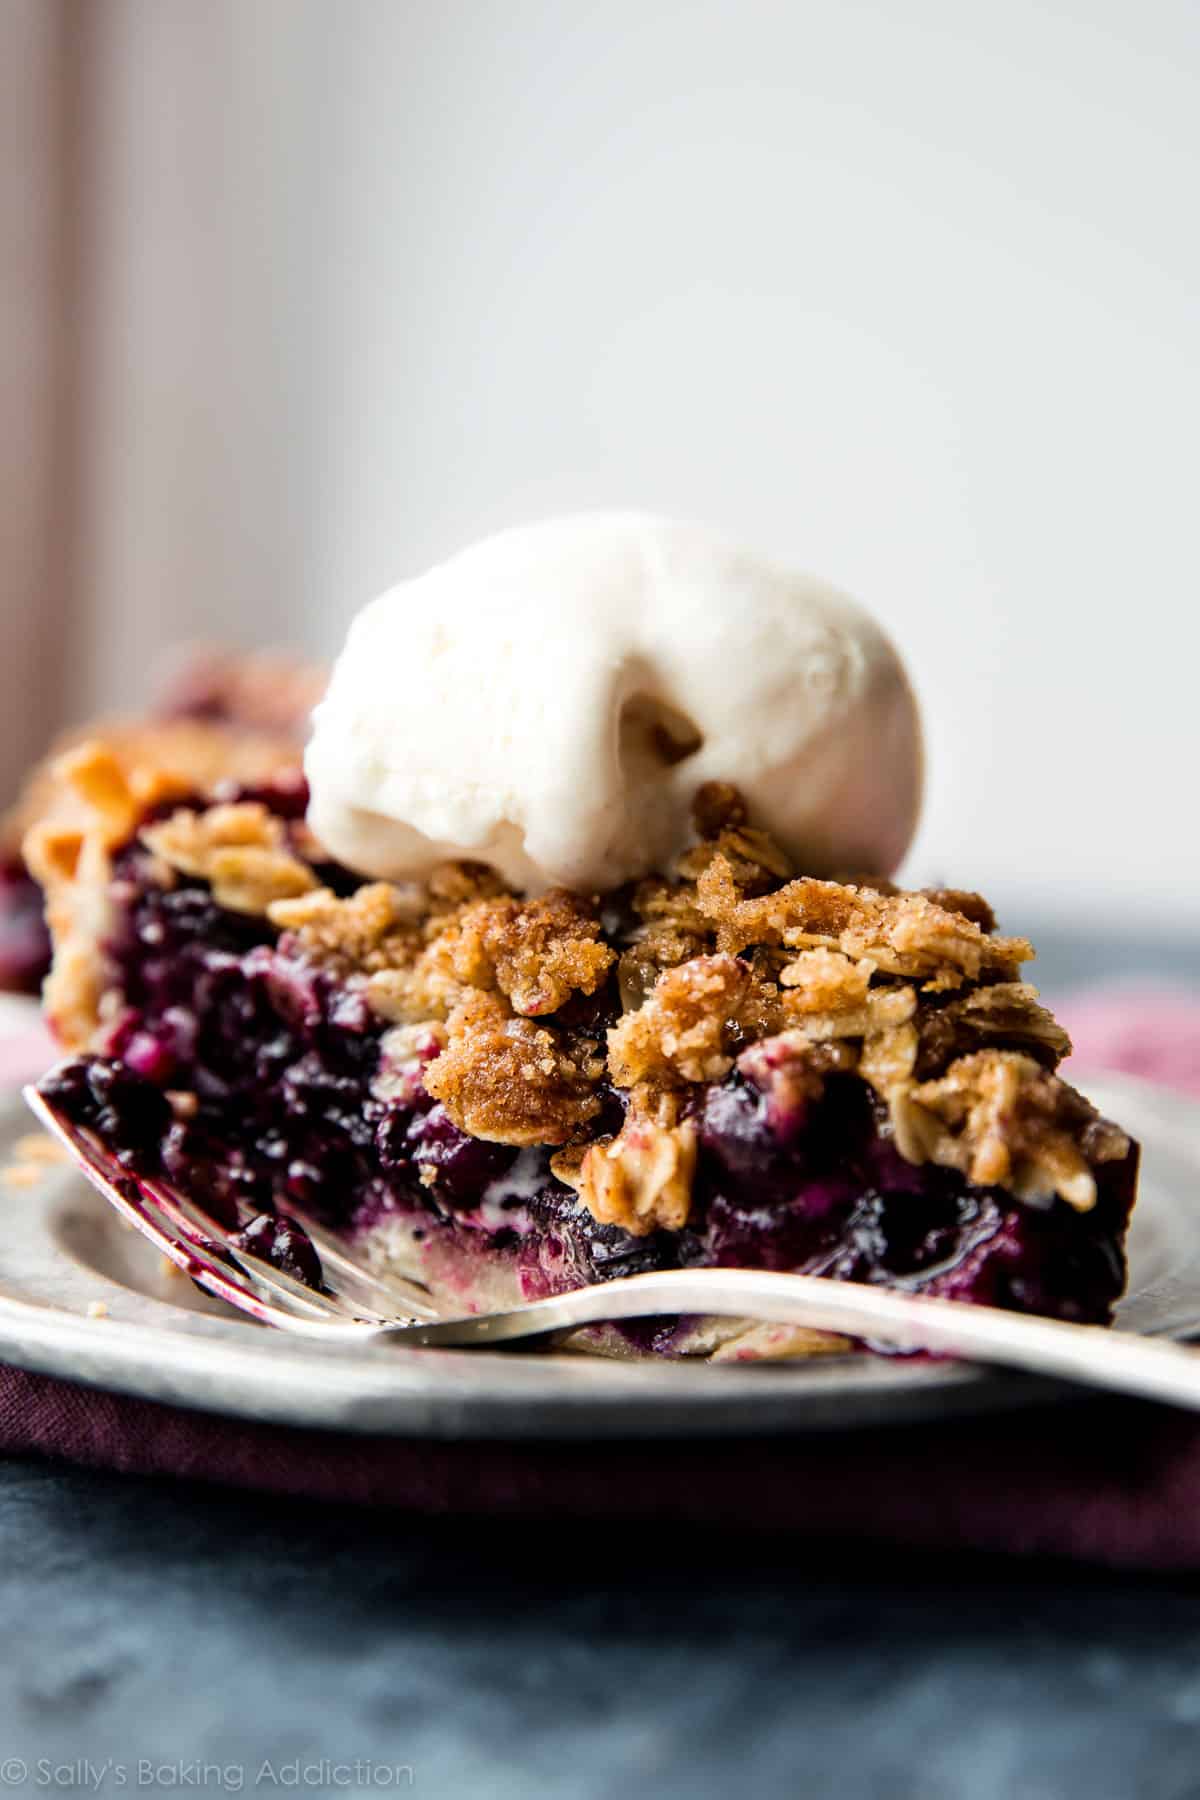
<box><xmin>305</xmin><ymin>514</ymin><xmax>922</xmax><ymax>893</ymax></box>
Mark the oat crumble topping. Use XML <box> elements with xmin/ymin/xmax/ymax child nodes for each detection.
<box><xmin>141</xmin><ymin>803</ymin><xmax>319</xmax><ymax>915</ymax></box>
<box><xmin>269</xmin><ymin>882</ymin><xmax>424</xmax><ymax>970</ymax></box>
<box><xmin>442</xmin><ymin>890</ymin><xmax>614</xmax><ymax>1017</ymax></box>
<box><xmin>577</xmin><ymin>1088</ymin><xmax>698</xmax><ymax>1235</ymax></box>
<box><xmin>694</xmin><ymin>856</ymin><xmax>1032</xmax><ymax>984</ymax></box>
<box><xmin>31</xmin><ymin>758</ymin><xmax>1130</xmax><ymax>1237</ymax></box>
<box><xmin>421</xmin><ymin>992</ymin><xmax>603</xmax><ymax>1147</ymax></box>
<box><xmin>608</xmin><ymin>953</ymin><xmax>782</xmax><ymax>1088</ymax></box>
<box><xmin>899</xmin><ymin>1050</ymin><xmax>1126</xmax><ymax>1212</ymax></box>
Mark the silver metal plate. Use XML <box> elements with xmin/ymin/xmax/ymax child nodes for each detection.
<box><xmin>0</xmin><ymin>1071</ymin><xmax>1196</xmax><ymax>1439</ymax></box>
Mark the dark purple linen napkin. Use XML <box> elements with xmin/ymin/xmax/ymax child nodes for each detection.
<box><xmin>2</xmin><ymin>988</ymin><xmax>1200</xmax><ymax>1567</ymax></box>
<box><xmin>2</xmin><ymin>1364</ymin><xmax>1199</xmax><ymax>1569</ymax></box>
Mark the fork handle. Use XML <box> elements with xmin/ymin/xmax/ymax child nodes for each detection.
<box><xmin>379</xmin><ymin>1267</ymin><xmax>1200</xmax><ymax>1409</ymax></box>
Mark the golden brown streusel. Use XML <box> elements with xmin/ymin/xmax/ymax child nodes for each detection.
<box><xmin>142</xmin><ymin>800</ymin><xmax>281</xmax><ymax>862</ymax></box>
<box><xmin>677</xmin><ymin>825</ymin><xmax>793</xmax><ymax>893</ymax></box>
<box><xmin>790</xmin><ymin>979</ymin><xmax>916</xmax><ymax>1044</ymax></box>
<box><xmin>694</xmin><ymin>854</ymin><xmax>1031</xmax><ymax>984</ymax></box>
<box><xmin>204</xmin><ymin>847</ymin><xmax>320</xmax><ymax>915</ymax></box>
<box><xmin>21</xmin><ymin>722</ymin><xmax>306</xmax><ymax>1048</ymax></box>
<box><xmin>734</xmin><ymin>985</ymin><xmax>921</xmax><ymax>1114</ymax></box>
<box><xmin>690</xmin><ymin>781</ymin><xmax>747</xmax><ymax>837</ymax></box>
<box><xmin>912</xmin><ymin>981</ymin><xmax>1071</xmax><ymax>1078</ymax></box>
<box><xmin>141</xmin><ymin>803</ymin><xmax>318</xmax><ymax>915</ymax></box>
<box><xmin>576</xmin><ymin>1086</ymin><xmax>698</xmax><ymax>1236</ymax></box>
<box><xmin>919</xmin><ymin>888</ymin><xmax>997</xmax><ymax>933</ymax></box>
<box><xmin>426</xmin><ymin>860</ymin><xmax>507</xmax><ymax>911</ymax></box>
<box><xmin>897</xmin><ymin>1050</ymin><xmax>1130</xmax><ymax>1211</ymax></box>
<box><xmin>608</xmin><ymin>953</ymin><xmax>783</xmax><ymax>1088</ymax></box>
<box><xmin>436</xmin><ymin>890</ymin><xmax>614</xmax><ymax>1017</ymax></box>
<box><xmin>615</xmin><ymin>879</ymin><xmax>714</xmax><ymax>1011</ymax></box>
<box><xmin>423</xmin><ymin>992</ymin><xmax>603</xmax><ymax>1147</ymax></box>
<box><xmin>272</xmin><ymin>880</ymin><xmax>613</xmax><ymax>1029</ymax></box>
<box><xmin>269</xmin><ymin>882</ymin><xmax>424</xmax><ymax>971</ymax></box>
<box><xmin>777</xmin><ymin>947</ymin><xmax>873</xmax><ymax>1013</ymax></box>
<box><xmin>857</xmin><ymin>998</ymin><xmax>921</xmax><ymax>1100</ymax></box>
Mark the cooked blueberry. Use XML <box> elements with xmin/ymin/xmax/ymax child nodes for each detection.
<box><xmin>38</xmin><ymin>1058</ymin><xmax>97</xmax><ymax>1121</ymax></box>
<box><xmin>230</xmin><ymin>1212</ymin><xmax>323</xmax><ymax>1289</ymax></box>
<box><xmin>41</xmin><ymin>1057</ymin><xmax>170</xmax><ymax>1169</ymax></box>
<box><xmin>160</xmin><ymin>1122</ymin><xmax>271</xmax><ymax>1226</ymax></box>
<box><xmin>119</xmin><ymin>1029</ymin><xmax>177</xmax><ymax>1084</ymax></box>
<box><xmin>700</xmin><ymin>1073</ymin><xmax>777</xmax><ymax>1182</ymax></box>
<box><xmin>86</xmin><ymin>1059</ymin><xmax>171</xmax><ymax>1147</ymax></box>
<box><xmin>403</xmin><ymin>1103</ymin><xmax>515</xmax><ymax>1205</ymax></box>
<box><xmin>0</xmin><ymin>857</ymin><xmax>51</xmax><ymax>993</ymax></box>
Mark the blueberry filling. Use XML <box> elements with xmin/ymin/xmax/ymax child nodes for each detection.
<box><xmin>0</xmin><ymin>856</ymin><xmax>51</xmax><ymax>994</ymax></box>
<box><xmin>36</xmin><ymin>783</ymin><xmax>1138</xmax><ymax>1342</ymax></box>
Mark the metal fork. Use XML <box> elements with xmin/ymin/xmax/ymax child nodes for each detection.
<box><xmin>25</xmin><ymin>1084</ymin><xmax>1200</xmax><ymax>1410</ymax></box>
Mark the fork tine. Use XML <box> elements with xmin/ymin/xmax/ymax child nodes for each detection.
<box><xmin>30</xmin><ymin>1084</ymin><xmax>434</xmax><ymax>1323</ymax></box>
<box><xmin>138</xmin><ymin>1183</ymin><xmax>368</xmax><ymax>1322</ymax></box>
<box><xmin>134</xmin><ymin>1172</ymin><xmax>376</xmax><ymax>1322</ymax></box>
<box><xmin>281</xmin><ymin>1209</ymin><xmax>442</xmax><ymax>1319</ymax></box>
<box><xmin>24</xmin><ymin>1087</ymin><xmax>395</xmax><ymax>1330</ymax></box>
<box><xmin>140</xmin><ymin>1191</ymin><xmax>338</xmax><ymax>1320</ymax></box>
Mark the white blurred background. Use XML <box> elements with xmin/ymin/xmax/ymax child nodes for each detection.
<box><xmin>5</xmin><ymin>0</ymin><xmax>1198</xmax><ymax>928</ymax></box>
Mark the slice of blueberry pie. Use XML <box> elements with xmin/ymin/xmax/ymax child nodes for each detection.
<box><xmin>27</xmin><ymin>756</ymin><xmax>1137</xmax><ymax>1361</ymax></box>
<box><xmin>0</xmin><ymin>648</ymin><xmax>324</xmax><ymax>995</ymax></box>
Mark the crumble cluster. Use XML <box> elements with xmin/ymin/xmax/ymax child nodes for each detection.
<box><xmin>32</xmin><ymin>762</ymin><xmax>1132</xmax><ymax>1239</ymax></box>
<box><xmin>141</xmin><ymin>802</ymin><xmax>318</xmax><ymax>914</ymax></box>
<box><xmin>271</xmin><ymin>873</ymin><xmax>614</xmax><ymax>1025</ymax></box>
<box><xmin>420</xmin><ymin>991</ymin><xmax>605</xmax><ymax>1148</ymax></box>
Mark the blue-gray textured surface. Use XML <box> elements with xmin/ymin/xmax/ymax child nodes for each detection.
<box><xmin>2</xmin><ymin>923</ymin><xmax>1199</xmax><ymax>1800</ymax></box>
<box><xmin>1</xmin><ymin>1458</ymin><xmax>1200</xmax><ymax>1800</ymax></box>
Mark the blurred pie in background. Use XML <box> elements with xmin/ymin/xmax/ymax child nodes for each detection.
<box><xmin>0</xmin><ymin>648</ymin><xmax>324</xmax><ymax>995</ymax></box>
